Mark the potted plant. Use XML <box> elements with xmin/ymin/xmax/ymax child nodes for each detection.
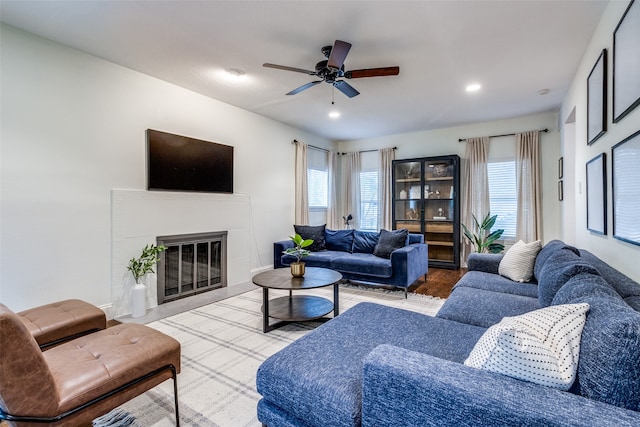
<box><xmin>283</xmin><ymin>234</ymin><xmax>313</xmax><ymax>277</ymax></box>
<box><xmin>127</xmin><ymin>244</ymin><xmax>166</xmax><ymax>318</ymax></box>
<box><xmin>462</xmin><ymin>212</ymin><xmax>505</xmax><ymax>254</ymax></box>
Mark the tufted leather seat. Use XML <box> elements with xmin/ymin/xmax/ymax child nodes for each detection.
<box><xmin>17</xmin><ymin>299</ymin><xmax>107</xmax><ymax>349</ymax></box>
<box><xmin>0</xmin><ymin>303</ymin><xmax>181</xmax><ymax>426</ymax></box>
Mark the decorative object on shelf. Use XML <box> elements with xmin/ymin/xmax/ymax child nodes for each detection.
<box><xmin>424</xmin><ymin>185</ymin><xmax>430</xmax><ymax>198</ymax></box>
<box><xmin>462</xmin><ymin>212</ymin><xmax>505</xmax><ymax>254</ymax></box>
<box><xmin>343</xmin><ymin>214</ymin><xmax>353</xmax><ymax>229</ymax></box>
<box><xmin>399</xmin><ymin>189</ymin><xmax>407</xmax><ymax>199</ymax></box>
<box><xmin>449</xmin><ymin>186</ymin><xmax>454</xmax><ymax>199</ymax></box>
<box><xmin>283</xmin><ymin>233</ymin><xmax>314</xmax><ymax>277</ymax></box>
<box><xmin>613</xmin><ymin>0</ymin><xmax>640</xmax><ymax>123</ymax></box>
<box><xmin>587</xmin><ymin>49</ymin><xmax>607</xmax><ymax>145</ymax></box>
<box><xmin>409</xmin><ymin>186</ymin><xmax>421</xmax><ymax>199</ymax></box>
<box><xmin>434</xmin><ymin>189</ymin><xmax>441</xmax><ymax>198</ymax></box>
<box><xmin>612</xmin><ymin>130</ymin><xmax>640</xmax><ymax>246</ymax></box>
<box><xmin>406</xmin><ymin>208</ymin><xmax>419</xmax><ymax>220</ymax></box>
<box><xmin>586</xmin><ymin>153</ymin><xmax>607</xmax><ymax>235</ymax></box>
<box><xmin>433</xmin><ymin>163</ymin><xmax>448</xmax><ymax>177</ymax></box>
<box><xmin>127</xmin><ymin>244</ymin><xmax>167</xmax><ymax>318</ymax></box>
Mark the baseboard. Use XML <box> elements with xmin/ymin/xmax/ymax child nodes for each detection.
<box><xmin>98</xmin><ymin>303</ymin><xmax>114</xmax><ymax>321</ymax></box>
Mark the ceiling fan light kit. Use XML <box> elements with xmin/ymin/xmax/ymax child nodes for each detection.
<box><xmin>264</xmin><ymin>39</ymin><xmax>400</xmax><ymax>98</ymax></box>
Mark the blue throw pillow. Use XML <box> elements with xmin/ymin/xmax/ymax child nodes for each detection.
<box><xmin>294</xmin><ymin>224</ymin><xmax>326</xmax><ymax>252</ymax></box>
<box><xmin>352</xmin><ymin>230</ymin><xmax>380</xmax><ymax>254</ymax></box>
<box><xmin>373</xmin><ymin>229</ymin><xmax>409</xmax><ymax>259</ymax></box>
<box><xmin>325</xmin><ymin>229</ymin><xmax>354</xmax><ymax>252</ymax></box>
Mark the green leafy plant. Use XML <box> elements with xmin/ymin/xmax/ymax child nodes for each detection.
<box><xmin>283</xmin><ymin>234</ymin><xmax>314</xmax><ymax>263</ymax></box>
<box><xmin>127</xmin><ymin>244</ymin><xmax>167</xmax><ymax>283</ymax></box>
<box><xmin>462</xmin><ymin>213</ymin><xmax>505</xmax><ymax>254</ymax></box>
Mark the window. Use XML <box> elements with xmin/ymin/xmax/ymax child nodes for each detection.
<box><xmin>487</xmin><ymin>160</ymin><xmax>517</xmax><ymax>239</ymax></box>
<box><xmin>360</xmin><ymin>170</ymin><xmax>379</xmax><ymax>231</ymax></box>
<box><xmin>307</xmin><ymin>168</ymin><xmax>328</xmax><ymax>208</ymax></box>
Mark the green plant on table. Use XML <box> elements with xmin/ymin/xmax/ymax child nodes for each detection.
<box><xmin>462</xmin><ymin>212</ymin><xmax>505</xmax><ymax>254</ymax></box>
<box><xmin>127</xmin><ymin>244</ymin><xmax>167</xmax><ymax>284</ymax></box>
<box><xmin>283</xmin><ymin>234</ymin><xmax>314</xmax><ymax>264</ymax></box>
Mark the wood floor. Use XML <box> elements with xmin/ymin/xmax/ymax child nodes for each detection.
<box><xmin>408</xmin><ymin>267</ymin><xmax>466</xmax><ymax>299</ymax></box>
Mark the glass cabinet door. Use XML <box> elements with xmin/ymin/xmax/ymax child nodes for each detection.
<box><xmin>393</xmin><ymin>161</ymin><xmax>422</xmax><ymax>233</ymax></box>
<box><xmin>424</xmin><ymin>159</ymin><xmax>456</xmax><ymax>264</ymax></box>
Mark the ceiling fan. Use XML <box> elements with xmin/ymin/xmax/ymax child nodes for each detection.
<box><xmin>263</xmin><ymin>40</ymin><xmax>400</xmax><ymax>98</ymax></box>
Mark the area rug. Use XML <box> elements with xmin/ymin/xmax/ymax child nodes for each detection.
<box><xmin>118</xmin><ymin>285</ymin><xmax>445</xmax><ymax>426</ymax></box>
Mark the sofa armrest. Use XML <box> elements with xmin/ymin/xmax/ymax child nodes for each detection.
<box><xmin>273</xmin><ymin>240</ymin><xmax>294</xmax><ymax>269</ymax></box>
<box><xmin>390</xmin><ymin>243</ymin><xmax>429</xmax><ymax>287</ymax></box>
<box><xmin>466</xmin><ymin>252</ymin><xmax>503</xmax><ymax>274</ymax></box>
<box><xmin>362</xmin><ymin>345</ymin><xmax>640</xmax><ymax>427</ymax></box>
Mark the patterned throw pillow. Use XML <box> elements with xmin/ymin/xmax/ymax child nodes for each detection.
<box><xmin>464</xmin><ymin>303</ymin><xmax>590</xmax><ymax>390</ymax></box>
<box><xmin>293</xmin><ymin>224</ymin><xmax>326</xmax><ymax>252</ymax></box>
<box><xmin>373</xmin><ymin>229</ymin><xmax>408</xmax><ymax>259</ymax></box>
<box><xmin>498</xmin><ymin>240</ymin><xmax>542</xmax><ymax>282</ymax></box>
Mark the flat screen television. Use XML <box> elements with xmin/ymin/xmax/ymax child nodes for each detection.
<box><xmin>147</xmin><ymin>129</ymin><xmax>233</xmax><ymax>193</ymax></box>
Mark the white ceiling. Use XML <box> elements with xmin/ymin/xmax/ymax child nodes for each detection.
<box><xmin>0</xmin><ymin>1</ymin><xmax>608</xmax><ymax>141</ymax></box>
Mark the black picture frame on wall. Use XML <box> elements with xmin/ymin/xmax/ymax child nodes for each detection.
<box><xmin>613</xmin><ymin>0</ymin><xmax>640</xmax><ymax>123</ymax></box>
<box><xmin>612</xmin><ymin>130</ymin><xmax>640</xmax><ymax>246</ymax></box>
<box><xmin>587</xmin><ymin>49</ymin><xmax>607</xmax><ymax>145</ymax></box>
<box><xmin>586</xmin><ymin>153</ymin><xmax>607</xmax><ymax>235</ymax></box>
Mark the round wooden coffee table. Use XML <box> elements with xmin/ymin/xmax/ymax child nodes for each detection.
<box><xmin>252</xmin><ymin>267</ymin><xmax>342</xmax><ymax>333</ymax></box>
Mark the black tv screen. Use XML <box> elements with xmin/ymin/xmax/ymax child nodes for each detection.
<box><xmin>147</xmin><ymin>129</ymin><xmax>233</xmax><ymax>193</ymax></box>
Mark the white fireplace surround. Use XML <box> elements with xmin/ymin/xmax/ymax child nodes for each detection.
<box><xmin>111</xmin><ymin>189</ymin><xmax>251</xmax><ymax>318</ymax></box>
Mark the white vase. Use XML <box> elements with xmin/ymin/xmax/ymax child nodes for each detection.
<box><xmin>131</xmin><ymin>283</ymin><xmax>147</xmax><ymax>318</ymax></box>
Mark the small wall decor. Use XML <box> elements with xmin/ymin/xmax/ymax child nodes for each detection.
<box><xmin>587</xmin><ymin>49</ymin><xmax>607</xmax><ymax>145</ymax></box>
<box><xmin>586</xmin><ymin>153</ymin><xmax>607</xmax><ymax>235</ymax></box>
<box><xmin>613</xmin><ymin>0</ymin><xmax>640</xmax><ymax>123</ymax></box>
<box><xmin>612</xmin><ymin>130</ymin><xmax>640</xmax><ymax>246</ymax></box>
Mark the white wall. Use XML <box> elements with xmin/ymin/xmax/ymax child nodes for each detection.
<box><xmin>560</xmin><ymin>0</ymin><xmax>640</xmax><ymax>283</ymax></box>
<box><xmin>337</xmin><ymin>112</ymin><xmax>561</xmax><ymax>243</ymax></box>
<box><xmin>0</xmin><ymin>24</ymin><xmax>332</xmax><ymax>312</ymax></box>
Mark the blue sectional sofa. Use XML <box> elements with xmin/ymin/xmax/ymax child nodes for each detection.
<box><xmin>273</xmin><ymin>229</ymin><xmax>429</xmax><ymax>296</ymax></box>
<box><xmin>257</xmin><ymin>240</ymin><xmax>640</xmax><ymax>426</ymax></box>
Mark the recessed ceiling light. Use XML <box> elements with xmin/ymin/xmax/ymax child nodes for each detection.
<box><xmin>328</xmin><ymin>111</ymin><xmax>341</xmax><ymax>119</ymax></box>
<box><xmin>466</xmin><ymin>83</ymin><xmax>481</xmax><ymax>92</ymax></box>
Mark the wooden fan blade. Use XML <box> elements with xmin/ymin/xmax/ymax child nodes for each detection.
<box><xmin>345</xmin><ymin>66</ymin><xmax>400</xmax><ymax>79</ymax></box>
<box><xmin>333</xmin><ymin>80</ymin><xmax>359</xmax><ymax>98</ymax></box>
<box><xmin>263</xmin><ymin>63</ymin><xmax>316</xmax><ymax>75</ymax></box>
<box><xmin>286</xmin><ymin>81</ymin><xmax>322</xmax><ymax>95</ymax></box>
<box><xmin>327</xmin><ymin>40</ymin><xmax>352</xmax><ymax>71</ymax></box>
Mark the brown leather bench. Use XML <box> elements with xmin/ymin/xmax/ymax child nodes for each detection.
<box><xmin>0</xmin><ymin>303</ymin><xmax>181</xmax><ymax>426</ymax></box>
<box><xmin>17</xmin><ymin>299</ymin><xmax>107</xmax><ymax>349</ymax></box>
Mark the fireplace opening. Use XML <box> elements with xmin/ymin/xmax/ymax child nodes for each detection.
<box><xmin>156</xmin><ymin>231</ymin><xmax>227</xmax><ymax>304</ymax></box>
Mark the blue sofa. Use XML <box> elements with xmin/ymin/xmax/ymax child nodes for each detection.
<box><xmin>257</xmin><ymin>240</ymin><xmax>640</xmax><ymax>426</ymax></box>
<box><xmin>273</xmin><ymin>229</ymin><xmax>429</xmax><ymax>296</ymax></box>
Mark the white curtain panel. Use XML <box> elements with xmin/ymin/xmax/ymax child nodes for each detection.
<box><xmin>327</xmin><ymin>151</ymin><xmax>341</xmax><ymax>230</ymax></box>
<box><xmin>516</xmin><ymin>131</ymin><xmax>542</xmax><ymax>242</ymax></box>
<box><xmin>378</xmin><ymin>147</ymin><xmax>395</xmax><ymax>230</ymax></box>
<box><xmin>461</xmin><ymin>137</ymin><xmax>490</xmax><ymax>265</ymax></box>
<box><xmin>294</xmin><ymin>140</ymin><xmax>309</xmax><ymax>225</ymax></box>
<box><xmin>344</xmin><ymin>152</ymin><xmax>361</xmax><ymax>230</ymax></box>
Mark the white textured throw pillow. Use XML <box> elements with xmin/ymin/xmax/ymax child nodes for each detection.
<box><xmin>498</xmin><ymin>240</ymin><xmax>542</xmax><ymax>282</ymax></box>
<box><xmin>464</xmin><ymin>303</ymin><xmax>589</xmax><ymax>390</ymax></box>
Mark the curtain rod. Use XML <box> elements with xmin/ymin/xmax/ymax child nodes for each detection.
<box><xmin>293</xmin><ymin>139</ymin><xmax>397</xmax><ymax>154</ymax></box>
<box><xmin>458</xmin><ymin>128</ymin><xmax>548</xmax><ymax>142</ymax></box>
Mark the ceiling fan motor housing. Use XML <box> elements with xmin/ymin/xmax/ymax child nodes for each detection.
<box><xmin>315</xmin><ymin>60</ymin><xmax>345</xmax><ymax>82</ymax></box>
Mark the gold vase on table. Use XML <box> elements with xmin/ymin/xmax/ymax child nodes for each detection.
<box><xmin>290</xmin><ymin>262</ymin><xmax>305</xmax><ymax>278</ymax></box>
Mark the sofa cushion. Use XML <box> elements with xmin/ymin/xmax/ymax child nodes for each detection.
<box><xmin>325</xmin><ymin>229</ymin><xmax>354</xmax><ymax>252</ymax></box>
<box><xmin>453</xmin><ymin>271</ymin><xmax>539</xmax><ymax>298</ymax></box>
<box><xmin>331</xmin><ymin>253</ymin><xmax>393</xmax><ymax>278</ymax></box>
<box><xmin>294</xmin><ymin>224</ymin><xmax>326</xmax><ymax>252</ymax></box>
<box><xmin>352</xmin><ymin>230</ymin><xmax>380</xmax><ymax>254</ymax></box>
<box><xmin>465</xmin><ymin>303</ymin><xmax>589</xmax><ymax>391</ymax></box>
<box><xmin>552</xmin><ymin>276</ymin><xmax>640</xmax><ymax>411</ymax></box>
<box><xmin>538</xmin><ymin>247</ymin><xmax>599</xmax><ymax>307</ymax></box>
<box><xmin>437</xmin><ymin>287</ymin><xmax>539</xmax><ymax>328</ymax></box>
<box><xmin>498</xmin><ymin>240</ymin><xmax>542</xmax><ymax>282</ymax></box>
<box><xmin>533</xmin><ymin>240</ymin><xmax>580</xmax><ymax>281</ymax></box>
<box><xmin>256</xmin><ymin>302</ymin><xmax>486</xmax><ymax>427</ymax></box>
<box><xmin>373</xmin><ymin>229</ymin><xmax>408</xmax><ymax>259</ymax></box>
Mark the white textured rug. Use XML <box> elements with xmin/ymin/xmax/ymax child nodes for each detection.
<box><xmin>119</xmin><ymin>285</ymin><xmax>445</xmax><ymax>426</ymax></box>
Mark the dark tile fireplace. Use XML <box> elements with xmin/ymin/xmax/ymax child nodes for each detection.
<box><xmin>156</xmin><ymin>231</ymin><xmax>227</xmax><ymax>304</ymax></box>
